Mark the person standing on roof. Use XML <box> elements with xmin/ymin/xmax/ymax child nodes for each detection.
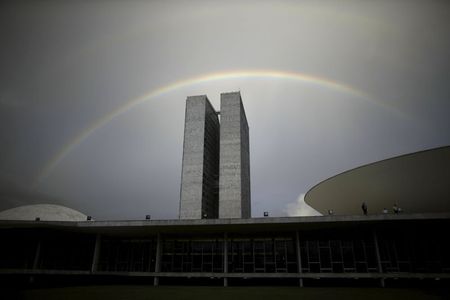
<box><xmin>362</xmin><ymin>202</ymin><xmax>368</xmax><ymax>215</ymax></box>
<box><xmin>393</xmin><ymin>204</ymin><xmax>399</xmax><ymax>214</ymax></box>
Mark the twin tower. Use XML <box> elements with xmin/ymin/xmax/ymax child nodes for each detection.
<box><xmin>179</xmin><ymin>92</ymin><xmax>251</xmax><ymax>219</ymax></box>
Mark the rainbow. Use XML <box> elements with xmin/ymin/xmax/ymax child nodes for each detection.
<box><xmin>33</xmin><ymin>69</ymin><xmax>389</xmax><ymax>187</ymax></box>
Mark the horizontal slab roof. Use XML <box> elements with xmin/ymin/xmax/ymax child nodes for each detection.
<box><xmin>1</xmin><ymin>213</ymin><xmax>449</xmax><ymax>236</ymax></box>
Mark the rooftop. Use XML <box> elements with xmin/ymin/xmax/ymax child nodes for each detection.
<box><xmin>1</xmin><ymin>212</ymin><xmax>449</xmax><ymax>236</ymax></box>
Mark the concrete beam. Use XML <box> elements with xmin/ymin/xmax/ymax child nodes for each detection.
<box><xmin>224</xmin><ymin>232</ymin><xmax>228</xmax><ymax>287</ymax></box>
<box><xmin>32</xmin><ymin>239</ymin><xmax>41</xmax><ymax>269</ymax></box>
<box><xmin>153</xmin><ymin>233</ymin><xmax>162</xmax><ymax>286</ymax></box>
<box><xmin>372</xmin><ymin>229</ymin><xmax>385</xmax><ymax>287</ymax></box>
<box><xmin>91</xmin><ymin>234</ymin><xmax>101</xmax><ymax>273</ymax></box>
<box><xmin>295</xmin><ymin>231</ymin><xmax>303</xmax><ymax>287</ymax></box>
<box><xmin>2</xmin><ymin>269</ymin><xmax>449</xmax><ymax>280</ymax></box>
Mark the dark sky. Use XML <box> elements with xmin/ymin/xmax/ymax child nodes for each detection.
<box><xmin>1</xmin><ymin>0</ymin><xmax>449</xmax><ymax>219</ymax></box>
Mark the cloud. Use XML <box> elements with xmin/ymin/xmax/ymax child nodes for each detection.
<box><xmin>0</xmin><ymin>176</ymin><xmax>65</xmax><ymax>212</ymax></box>
<box><xmin>284</xmin><ymin>193</ymin><xmax>322</xmax><ymax>217</ymax></box>
<box><xmin>0</xmin><ymin>91</ymin><xmax>24</xmax><ymax>108</ymax></box>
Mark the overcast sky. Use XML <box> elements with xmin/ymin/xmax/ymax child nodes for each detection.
<box><xmin>1</xmin><ymin>0</ymin><xmax>449</xmax><ymax>220</ymax></box>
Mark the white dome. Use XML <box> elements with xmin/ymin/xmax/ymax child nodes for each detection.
<box><xmin>0</xmin><ymin>204</ymin><xmax>89</xmax><ymax>221</ymax></box>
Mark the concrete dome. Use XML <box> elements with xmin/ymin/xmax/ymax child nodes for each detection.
<box><xmin>305</xmin><ymin>146</ymin><xmax>450</xmax><ymax>215</ymax></box>
<box><xmin>0</xmin><ymin>204</ymin><xmax>89</xmax><ymax>221</ymax></box>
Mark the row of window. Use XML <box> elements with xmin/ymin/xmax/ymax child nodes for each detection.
<box><xmin>1</xmin><ymin>231</ymin><xmax>449</xmax><ymax>273</ymax></box>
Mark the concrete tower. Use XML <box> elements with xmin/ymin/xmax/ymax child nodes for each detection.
<box><xmin>179</xmin><ymin>95</ymin><xmax>220</xmax><ymax>219</ymax></box>
<box><xmin>219</xmin><ymin>92</ymin><xmax>251</xmax><ymax>218</ymax></box>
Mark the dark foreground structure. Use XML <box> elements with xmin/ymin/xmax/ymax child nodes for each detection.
<box><xmin>1</xmin><ymin>213</ymin><xmax>449</xmax><ymax>288</ymax></box>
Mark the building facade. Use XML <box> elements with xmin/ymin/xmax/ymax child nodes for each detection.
<box><xmin>219</xmin><ymin>92</ymin><xmax>251</xmax><ymax>218</ymax></box>
<box><xmin>179</xmin><ymin>96</ymin><xmax>220</xmax><ymax>219</ymax></box>
<box><xmin>179</xmin><ymin>92</ymin><xmax>251</xmax><ymax>219</ymax></box>
<box><xmin>1</xmin><ymin>214</ymin><xmax>449</xmax><ymax>287</ymax></box>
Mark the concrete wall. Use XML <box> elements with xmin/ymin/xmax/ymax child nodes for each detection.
<box><xmin>180</xmin><ymin>92</ymin><xmax>251</xmax><ymax>219</ymax></box>
<box><xmin>219</xmin><ymin>92</ymin><xmax>251</xmax><ymax>218</ymax></box>
<box><xmin>179</xmin><ymin>96</ymin><xmax>220</xmax><ymax>219</ymax></box>
<box><xmin>179</xmin><ymin>96</ymin><xmax>205</xmax><ymax>219</ymax></box>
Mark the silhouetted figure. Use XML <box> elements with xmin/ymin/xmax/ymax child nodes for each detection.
<box><xmin>398</xmin><ymin>207</ymin><xmax>403</xmax><ymax>213</ymax></box>
<box><xmin>382</xmin><ymin>208</ymin><xmax>388</xmax><ymax>214</ymax></box>
<box><xmin>362</xmin><ymin>202</ymin><xmax>368</xmax><ymax>215</ymax></box>
<box><xmin>393</xmin><ymin>204</ymin><xmax>399</xmax><ymax>214</ymax></box>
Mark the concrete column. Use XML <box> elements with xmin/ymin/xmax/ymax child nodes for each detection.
<box><xmin>32</xmin><ymin>239</ymin><xmax>42</xmax><ymax>269</ymax></box>
<box><xmin>154</xmin><ymin>233</ymin><xmax>162</xmax><ymax>286</ymax></box>
<box><xmin>91</xmin><ymin>234</ymin><xmax>101</xmax><ymax>273</ymax></box>
<box><xmin>372</xmin><ymin>229</ymin><xmax>385</xmax><ymax>288</ymax></box>
<box><xmin>295</xmin><ymin>231</ymin><xmax>303</xmax><ymax>287</ymax></box>
<box><xmin>223</xmin><ymin>232</ymin><xmax>228</xmax><ymax>287</ymax></box>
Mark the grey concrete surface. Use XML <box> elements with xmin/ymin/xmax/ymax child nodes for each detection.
<box><xmin>219</xmin><ymin>92</ymin><xmax>251</xmax><ymax>218</ymax></box>
<box><xmin>0</xmin><ymin>204</ymin><xmax>88</xmax><ymax>221</ymax></box>
<box><xmin>1</xmin><ymin>213</ymin><xmax>449</xmax><ymax>233</ymax></box>
<box><xmin>305</xmin><ymin>146</ymin><xmax>450</xmax><ymax>215</ymax></box>
<box><xmin>179</xmin><ymin>96</ymin><xmax>220</xmax><ymax>219</ymax></box>
<box><xmin>179</xmin><ymin>92</ymin><xmax>251</xmax><ymax>220</ymax></box>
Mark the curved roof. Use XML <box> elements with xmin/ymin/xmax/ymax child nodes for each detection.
<box><xmin>305</xmin><ymin>146</ymin><xmax>450</xmax><ymax>215</ymax></box>
<box><xmin>0</xmin><ymin>204</ymin><xmax>89</xmax><ymax>221</ymax></box>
